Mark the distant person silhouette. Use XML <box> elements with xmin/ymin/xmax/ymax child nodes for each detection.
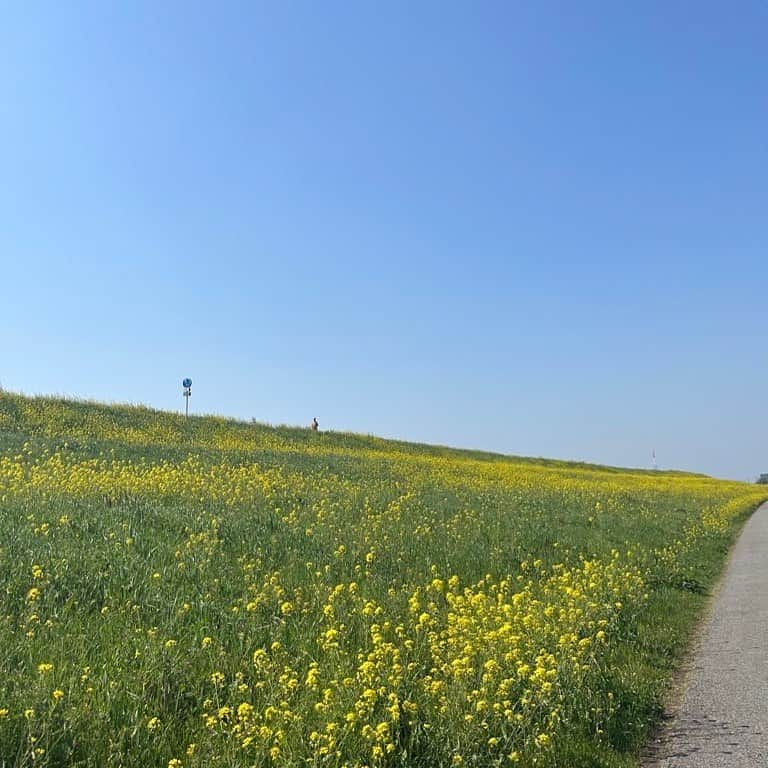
<box><xmin>311</xmin><ymin>417</ymin><xmax>319</xmax><ymax>432</ymax></box>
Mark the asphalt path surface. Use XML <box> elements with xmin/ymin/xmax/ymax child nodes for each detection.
<box><xmin>643</xmin><ymin>501</ymin><xmax>768</xmax><ymax>767</ymax></box>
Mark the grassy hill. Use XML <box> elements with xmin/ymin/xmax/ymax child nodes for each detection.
<box><xmin>0</xmin><ymin>391</ymin><xmax>764</xmax><ymax>767</ymax></box>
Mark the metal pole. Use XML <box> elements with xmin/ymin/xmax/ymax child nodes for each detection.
<box><xmin>182</xmin><ymin>379</ymin><xmax>192</xmax><ymax>419</ymax></box>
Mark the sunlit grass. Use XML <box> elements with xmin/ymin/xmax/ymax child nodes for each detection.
<box><xmin>0</xmin><ymin>392</ymin><xmax>764</xmax><ymax>767</ymax></box>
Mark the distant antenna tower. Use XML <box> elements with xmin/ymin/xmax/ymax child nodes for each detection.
<box><xmin>182</xmin><ymin>378</ymin><xmax>192</xmax><ymax>418</ymax></box>
<box><xmin>652</xmin><ymin>449</ymin><xmax>658</xmax><ymax>471</ymax></box>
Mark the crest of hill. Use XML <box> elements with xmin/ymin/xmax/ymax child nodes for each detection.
<box><xmin>0</xmin><ymin>390</ymin><xmax>705</xmax><ymax>479</ymax></box>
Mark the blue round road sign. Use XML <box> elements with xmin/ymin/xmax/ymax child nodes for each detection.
<box><xmin>183</xmin><ymin>378</ymin><xmax>192</xmax><ymax>388</ymax></box>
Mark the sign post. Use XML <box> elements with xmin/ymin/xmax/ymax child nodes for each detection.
<box><xmin>182</xmin><ymin>378</ymin><xmax>192</xmax><ymax>418</ymax></box>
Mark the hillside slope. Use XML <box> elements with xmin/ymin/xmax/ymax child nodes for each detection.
<box><xmin>0</xmin><ymin>392</ymin><xmax>764</xmax><ymax>767</ymax></box>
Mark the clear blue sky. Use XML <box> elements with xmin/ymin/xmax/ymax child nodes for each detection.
<box><xmin>1</xmin><ymin>2</ymin><xmax>766</xmax><ymax>480</ymax></box>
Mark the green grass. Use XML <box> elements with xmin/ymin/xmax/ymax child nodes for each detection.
<box><xmin>0</xmin><ymin>391</ymin><xmax>763</xmax><ymax>768</ymax></box>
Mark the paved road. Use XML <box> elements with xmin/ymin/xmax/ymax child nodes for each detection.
<box><xmin>644</xmin><ymin>501</ymin><xmax>768</xmax><ymax>767</ymax></box>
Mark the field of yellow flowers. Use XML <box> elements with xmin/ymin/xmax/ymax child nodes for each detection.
<box><xmin>0</xmin><ymin>393</ymin><xmax>764</xmax><ymax>768</ymax></box>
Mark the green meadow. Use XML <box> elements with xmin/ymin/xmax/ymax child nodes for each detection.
<box><xmin>0</xmin><ymin>392</ymin><xmax>763</xmax><ymax>767</ymax></box>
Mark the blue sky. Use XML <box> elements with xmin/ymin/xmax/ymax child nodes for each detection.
<box><xmin>1</xmin><ymin>2</ymin><xmax>766</xmax><ymax>479</ymax></box>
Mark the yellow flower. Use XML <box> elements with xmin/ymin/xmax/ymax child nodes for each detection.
<box><xmin>52</xmin><ymin>689</ymin><xmax>64</xmax><ymax>701</ymax></box>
